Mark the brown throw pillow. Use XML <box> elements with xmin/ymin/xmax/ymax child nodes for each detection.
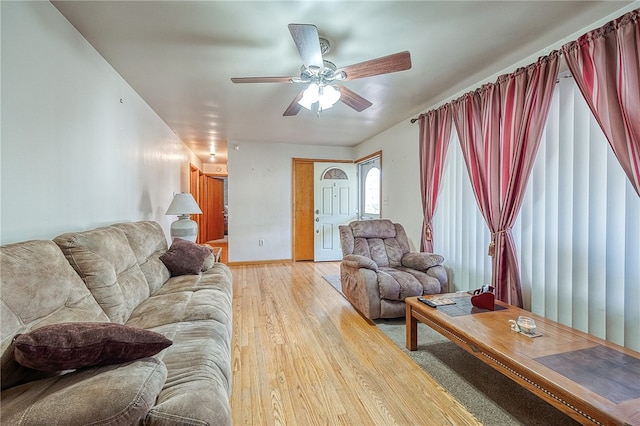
<box><xmin>159</xmin><ymin>238</ymin><xmax>212</xmax><ymax>276</ymax></box>
<box><xmin>13</xmin><ymin>322</ymin><xmax>172</xmax><ymax>372</ymax></box>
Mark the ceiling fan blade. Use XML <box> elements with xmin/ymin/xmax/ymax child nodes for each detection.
<box><xmin>288</xmin><ymin>24</ymin><xmax>323</xmax><ymax>69</ymax></box>
<box><xmin>336</xmin><ymin>85</ymin><xmax>373</xmax><ymax>112</ymax></box>
<box><xmin>231</xmin><ymin>76</ymin><xmax>294</xmax><ymax>84</ymax></box>
<box><xmin>340</xmin><ymin>51</ymin><xmax>412</xmax><ymax>81</ymax></box>
<box><xmin>283</xmin><ymin>90</ymin><xmax>305</xmax><ymax>116</ymax></box>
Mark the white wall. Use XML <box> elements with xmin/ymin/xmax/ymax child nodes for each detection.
<box><xmin>1</xmin><ymin>1</ymin><xmax>199</xmax><ymax>244</ymax></box>
<box><xmin>227</xmin><ymin>140</ymin><xmax>352</xmax><ymax>262</ymax></box>
<box><xmin>355</xmin><ymin>121</ymin><xmax>424</xmax><ymax>251</ymax></box>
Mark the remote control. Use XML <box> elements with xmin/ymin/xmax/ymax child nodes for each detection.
<box><xmin>417</xmin><ymin>297</ymin><xmax>437</xmax><ymax>308</ymax></box>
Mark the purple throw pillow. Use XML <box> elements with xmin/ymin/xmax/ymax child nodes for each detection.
<box><xmin>159</xmin><ymin>238</ymin><xmax>212</xmax><ymax>276</ymax></box>
<box><xmin>13</xmin><ymin>322</ymin><xmax>172</xmax><ymax>372</ymax></box>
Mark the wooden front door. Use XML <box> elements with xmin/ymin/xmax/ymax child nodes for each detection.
<box><xmin>293</xmin><ymin>160</ymin><xmax>315</xmax><ymax>261</ymax></box>
<box><xmin>205</xmin><ymin>175</ymin><xmax>225</xmax><ymax>241</ymax></box>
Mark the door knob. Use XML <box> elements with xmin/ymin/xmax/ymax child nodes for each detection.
<box><xmin>315</xmin><ymin>209</ymin><xmax>320</xmax><ymax>214</ymax></box>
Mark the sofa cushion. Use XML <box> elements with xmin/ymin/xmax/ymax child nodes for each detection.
<box><xmin>350</xmin><ymin>219</ymin><xmax>397</xmax><ymax>239</ymax></box>
<box><xmin>147</xmin><ymin>321</ymin><xmax>231</xmax><ymax>426</ymax></box>
<box><xmin>393</xmin><ymin>222</ymin><xmax>412</xmax><ymax>254</ymax></box>
<box><xmin>1</xmin><ymin>240</ymin><xmax>109</xmax><ymax>390</ymax></box>
<box><xmin>160</xmin><ymin>238</ymin><xmax>212</xmax><ymax>276</ymax></box>
<box><xmin>154</xmin><ymin>262</ymin><xmax>232</xmax><ymax>296</ymax></box>
<box><xmin>113</xmin><ymin>221</ymin><xmax>170</xmax><ymax>294</ymax></box>
<box><xmin>383</xmin><ymin>237</ymin><xmax>405</xmax><ymax>267</ymax></box>
<box><xmin>396</xmin><ymin>266</ymin><xmax>445</xmax><ymax>294</ymax></box>
<box><xmin>377</xmin><ymin>268</ymin><xmax>425</xmax><ymax>301</ymax></box>
<box><xmin>125</xmin><ymin>263</ymin><xmax>232</xmax><ymax>331</ymax></box>
<box><xmin>13</xmin><ymin>322</ymin><xmax>172</xmax><ymax>372</ymax></box>
<box><xmin>402</xmin><ymin>252</ymin><xmax>444</xmax><ymax>270</ymax></box>
<box><xmin>54</xmin><ymin>226</ymin><xmax>150</xmax><ymax>324</ymax></box>
<box><xmin>353</xmin><ymin>237</ymin><xmax>405</xmax><ymax>268</ymax></box>
<box><xmin>1</xmin><ymin>357</ymin><xmax>167</xmax><ymax>426</ymax></box>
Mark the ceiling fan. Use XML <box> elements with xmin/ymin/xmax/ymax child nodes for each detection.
<box><xmin>231</xmin><ymin>24</ymin><xmax>412</xmax><ymax>116</ymax></box>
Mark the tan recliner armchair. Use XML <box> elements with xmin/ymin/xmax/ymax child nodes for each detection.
<box><xmin>339</xmin><ymin>219</ymin><xmax>448</xmax><ymax>320</ymax></box>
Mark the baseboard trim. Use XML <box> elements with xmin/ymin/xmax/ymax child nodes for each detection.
<box><xmin>227</xmin><ymin>259</ymin><xmax>292</xmax><ymax>266</ymax></box>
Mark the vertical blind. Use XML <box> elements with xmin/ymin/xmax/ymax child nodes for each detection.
<box><xmin>433</xmin><ymin>72</ymin><xmax>640</xmax><ymax>351</ymax></box>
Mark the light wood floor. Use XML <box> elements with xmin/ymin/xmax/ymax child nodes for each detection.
<box><xmin>229</xmin><ymin>261</ymin><xmax>481</xmax><ymax>425</ymax></box>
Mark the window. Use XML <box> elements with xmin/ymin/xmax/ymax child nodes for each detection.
<box><xmin>358</xmin><ymin>154</ymin><xmax>381</xmax><ymax>219</ymax></box>
<box><xmin>432</xmin><ymin>72</ymin><xmax>640</xmax><ymax>350</ymax></box>
<box><xmin>363</xmin><ymin>168</ymin><xmax>380</xmax><ymax>215</ymax></box>
<box><xmin>322</xmin><ymin>167</ymin><xmax>348</xmax><ymax>180</ymax></box>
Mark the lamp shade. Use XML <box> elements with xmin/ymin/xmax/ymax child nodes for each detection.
<box><xmin>165</xmin><ymin>193</ymin><xmax>202</xmax><ymax>242</ymax></box>
<box><xmin>165</xmin><ymin>193</ymin><xmax>202</xmax><ymax>215</ymax></box>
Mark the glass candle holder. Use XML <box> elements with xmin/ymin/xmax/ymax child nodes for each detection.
<box><xmin>517</xmin><ymin>316</ymin><xmax>537</xmax><ymax>335</ymax></box>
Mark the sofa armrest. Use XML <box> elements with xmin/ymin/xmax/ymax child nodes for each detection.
<box><xmin>425</xmin><ymin>265</ymin><xmax>448</xmax><ymax>289</ymax></box>
<box><xmin>401</xmin><ymin>252</ymin><xmax>444</xmax><ymax>271</ymax></box>
<box><xmin>342</xmin><ymin>254</ymin><xmax>378</xmax><ymax>272</ymax></box>
<box><xmin>340</xmin><ymin>263</ymin><xmax>381</xmax><ymax>319</ymax></box>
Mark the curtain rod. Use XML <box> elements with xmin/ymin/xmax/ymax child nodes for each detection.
<box><xmin>409</xmin><ymin>64</ymin><xmax>574</xmax><ymax>125</ymax></box>
<box><xmin>408</xmin><ymin>46</ymin><xmax>573</xmax><ymax>125</ymax></box>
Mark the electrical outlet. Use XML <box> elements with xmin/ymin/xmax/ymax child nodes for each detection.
<box><xmin>258</xmin><ymin>239</ymin><xmax>264</xmax><ymax>246</ymax></box>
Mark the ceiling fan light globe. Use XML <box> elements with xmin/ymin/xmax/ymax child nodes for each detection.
<box><xmin>322</xmin><ymin>84</ymin><xmax>341</xmax><ymax>106</ymax></box>
<box><xmin>298</xmin><ymin>96</ymin><xmax>314</xmax><ymax>110</ymax></box>
<box><xmin>319</xmin><ymin>97</ymin><xmax>335</xmax><ymax>110</ymax></box>
<box><xmin>319</xmin><ymin>88</ymin><xmax>340</xmax><ymax>110</ymax></box>
<box><xmin>302</xmin><ymin>83</ymin><xmax>320</xmax><ymax>102</ymax></box>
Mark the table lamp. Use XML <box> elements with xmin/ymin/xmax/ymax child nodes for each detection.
<box><xmin>165</xmin><ymin>193</ymin><xmax>202</xmax><ymax>242</ymax></box>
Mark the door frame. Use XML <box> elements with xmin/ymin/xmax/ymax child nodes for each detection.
<box><xmin>292</xmin><ymin>158</ymin><xmax>353</xmax><ymax>262</ymax></box>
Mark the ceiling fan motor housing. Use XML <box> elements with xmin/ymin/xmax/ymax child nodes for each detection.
<box><xmin>299</xmin><ymin>60</ymin><xmax>345</xmax><ymax>85</ymax></box>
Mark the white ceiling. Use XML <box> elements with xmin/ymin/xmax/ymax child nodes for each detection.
<box><xmin>52</xmin><ymin>1</ymin><xmax>634</xmax><ymax>165</ymax></box>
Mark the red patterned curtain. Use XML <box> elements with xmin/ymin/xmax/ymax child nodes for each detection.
<box><xmin>562</xmin><ymin>9</ymin><xmax>640</xmax><ymax>196</ymax></box>
<box><xmin>451</xmin><ymin>52</ymin><xmax>560</xmax><ymax>306</ymax></box>
<box><xmin>418</xmin><ymin>105</ymin><xmax>452</xmax><ymax>253</ymax></box>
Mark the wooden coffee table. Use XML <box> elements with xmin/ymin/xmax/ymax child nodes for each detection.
<box><xmin>406</xmin><ymin>294</ymin><xmax>640</xmax><ymax>426</ymax></box>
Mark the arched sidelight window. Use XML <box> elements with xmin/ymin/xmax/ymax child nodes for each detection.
<box><xmin>358</xmin><ymin>155</ymin><xmax>381</xmax><ymax>219</ymax></box>
<box><xmin>363</xmin><ymin>168</ymin><xmax>380</xmax><ymax>215</ymax></box>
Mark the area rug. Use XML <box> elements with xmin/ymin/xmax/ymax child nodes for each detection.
<box><xmin>322</xmin><ymin>274</ymin><xmax>342</xmax><ymax>294</ymax></box>
<box><xmin>376</xmin><ymin>318</ymin><xmax>580</xmax><ymax>426</ymax></box>
<box><xmin>319</xmin><ymin>277</ymin><xmax>579</xmax><ymax>425</ymax></box>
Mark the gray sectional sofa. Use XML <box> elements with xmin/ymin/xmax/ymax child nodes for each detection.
<box><xmin>1</xmin><ymin>221</ymin><xmax>233</xmax><ymax>425</ymax></box>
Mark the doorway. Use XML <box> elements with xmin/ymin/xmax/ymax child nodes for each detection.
<box><xmin>204</xmin><ymin>175</ymin><xmax>228</xmax><ymax>264</ymax></box>
<box><xmin>190</xmin><ymin>164</ymin><xmax>228</xmax><ymax>263</ymax></box>
<box><xmin>292</xmin><ymin>158</ymin><xmax>356</xmax><ymax>262</ymax></box>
